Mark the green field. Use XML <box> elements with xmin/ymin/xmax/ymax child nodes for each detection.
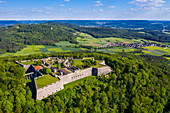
<box><xmin>55</xmin><ymin>41</ymin><xmax>75</xmax><ymax>46</ymax></box>
<box><xmin>0</xmin><ymin>45</ymin><xmax>44</xmax><ymax>57</ymax></box>
<box><xmin>36</xmin><ymin>74</ymin><xmax>59</xmax><ymax>89</ymax></box>
<box><xmin>77</xmin><ymin>32</ymin><xmax>162</xmax><ymax>47</ymax></box>
<box><xmin>143</xmin><ymin>47</ymin><xmax>170</xmax><ymax>56</ymax></box>
<box><xmin>0</xmin><ymin>44</ymin><xmax>87</xmax><ymax>57</ymax></box>
<box><xmin>96</xmin><ymin>48</ymin><xmax>134</xmax><ymax>53</ymax></box>
<box><xmin>0</xmin><ymin>32</ymin><xmax>169</xmax><ymax>58</ymax></box>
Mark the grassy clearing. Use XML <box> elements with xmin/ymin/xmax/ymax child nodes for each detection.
<box><xmin>36</xmin><ymin>74</ymin><xmax>59</xmax><ymax>89</ymax></box>
<box><xmin>72</xmin><ymin>60</ymin><xmax>84</xmax><ymax>67</ymax></box>
<box><xmin>64</xmin><ymin>76</ymin><xmax>96</xmax><ymax>90</ymax></box>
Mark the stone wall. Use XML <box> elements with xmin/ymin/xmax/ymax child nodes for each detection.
<box><xmin>36</xmin><ymin>67</ymin><xmax>92</xmax><ymax>100</ymax></box>
<box><xmin>93</xmin><ymin>66</ymin><xmax>112</xmax><ymax>76</ymax></box>
<box><xmin>32</xmin><ymin>78</ymin><xmax>38</xmax><ymax>100</ymax></box>
<box><xmin>37</xmin><ymin>81</ymin><xmax>64</xmax><ymax>100</ymax></box>
<box><xmin>15</xmin><ymin>61</ymin><xmax>24</xmax><ymax>67</ymax></box>
<box><xmin>59</xmin><ymin>67</ymin><xmax>93</xmax><ymax>85</ymax></box>
<box><xmin>35</xmin><ymin>66</ymin><xmax>112</xmax><ymax>100</ymax></box>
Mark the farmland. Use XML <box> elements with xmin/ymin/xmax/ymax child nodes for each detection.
<box><xmin>77</xmin><ymin>32</ymin><xmax>164</xmax><ymax>47</ymax></box>
<box><xmin>0</xmin><ymin>31</ymin><xmax>169</xmax><ymax>58</ymax></box>
<box><xmin>0</xmin><ymin>44</ymin><xmax>88</xmax><ymax>57</ymax></box>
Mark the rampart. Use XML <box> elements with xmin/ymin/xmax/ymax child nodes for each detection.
<box><xmin>59</xmin><ymin>67</ymin><xmax>93</xmax><ymax>85</ymax></box>
<box><xmin>37</xmin><ymin>80</ymin><xmax>64</xmax><ymax>100</ymax></box>
<box><xmin>93</xmin><ymin>66</ymin><xmax>112</xmax><ymax>76</ymax></box>
<box><xmin>15</xmin><ymin>61</ymin><xmax>24</xmax><ymax>67</ymax></box>
<box><xmin>32</xmin><ymin>78</ymin><xmax>38</xmax><ymax>100</ymax></box>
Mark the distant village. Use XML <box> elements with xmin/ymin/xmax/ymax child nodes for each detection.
<box><xmin>98</xmin><ymin>42</ymin><xmax>168</xmax><ymax>49</ymax></box>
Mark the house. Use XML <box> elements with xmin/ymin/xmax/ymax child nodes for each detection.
<box><xmin>60</xmin><ymin>68</ymin><xmax>72</xmax><ymax>75</ymax></box>
<box><xmin>35</xmin><ymin>66</ymin><xmax>43</xmax><ymax>71</ymax></box>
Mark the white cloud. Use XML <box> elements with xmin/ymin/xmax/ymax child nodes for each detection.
<box><xmin>99</xmin><ymin>9</ymin><xmax>103</xmax><ymax>12</ymax></box>
<box><xmin>92</xmin><ymin>9</ymin><xmax>103</xmax><ymax>12</ymax></box>
<box><xmin>60</xmin><ymin>4</ymin><xmax>65</xmax><ymax>6</ymax></box>
<box><xmin>64</xmin><ymin>0</ymin><xmax>70</xmax><ymax>2</ymax></box>
<box><xmin>162</xmin><ymin>8</ymin><xmax>170</xmax><ymax>12</ymax></box>
<box><xmin>108</xmin><ymin>6</ymin><xmax>115</xmax><ymax>8</ymax></box>
<box><xmin>0</xmin><ymin>1</ymin><xmax>6</xmax><ymax>3</ymax></box>
<box><xmin>31</xmin><ymin>9</ymin><xmax>51</xmax><ymax>14</ymax></box>
<box><xmin>94</xmin><ymin>1</ymin><xmax>103</xmax><ymax>6</ymax></box>
<box><xmin>129</xmin><ymin>0</ymin><xmax>165</xmax><ymax>7</ymax></box>
<box><xmin>45</xmin><ymin>7</ymin><xmax>53</xmax><ymax>10</ymax></box>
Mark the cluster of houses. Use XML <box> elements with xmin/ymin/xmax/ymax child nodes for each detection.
<box><xmin>98</xmin><ymin>42</ymin><xmax>168</xmax><ymax>49</ymax></box>
<box><xmin>17</xmin><ymin>57</ymin><xmax>82</xmax><ymax>79</ymax></box>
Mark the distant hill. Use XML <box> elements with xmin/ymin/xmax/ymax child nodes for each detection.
<box><xmin>47</xmin><ymin>22</ymin><xmax>170</xmax><ymax>42</ymax></box>
<box><xmin>1</xmin><ymin>20</ymin><xmax>170</xmax><ymax>30</ymax></box>
<box><xmin>0</xmin><ymin>23</ymin><xmax>77</xmax><ymax>53</ymax></box>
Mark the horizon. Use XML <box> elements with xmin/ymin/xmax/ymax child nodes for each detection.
<box><xmin>0</xmin><ymin>19</ymin><xmax>170</xmax><ymax>21</ymax></box>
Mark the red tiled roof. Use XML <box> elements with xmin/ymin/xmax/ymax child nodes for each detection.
<box><xmin>35</xmin><ymin>66</ymin><xmax>43</xmax><ymax>70</ymax></box>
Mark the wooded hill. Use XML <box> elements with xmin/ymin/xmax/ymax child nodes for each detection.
<box><xmin>48</xmin><ymin>22</ymin><xmax>170</xmax><ymax>42</ymax></box>
<box><xmin>0</xmin><ymin>24</ymin><xmax>77</xmax><ymax>53</ymax></box>
<box><xmin>0</xmin><ymin>52</ymin><xmax>169</xmax><ymax>112</ymax></box>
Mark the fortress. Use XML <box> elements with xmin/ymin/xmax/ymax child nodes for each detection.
<box><xmin>35</xmin><ymin>66</ymin><xmax>112</xmax><ymax>100</ymax></box>
<box><xmin>16</xmin><ymin>57</ymin><xmax>112</xmax><ymax>100</ymax></box>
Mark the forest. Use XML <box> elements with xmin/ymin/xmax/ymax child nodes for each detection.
<box><xmin>0</xmin><ymin>52</ymin><xmax>169</xmax><ymax>113</ymax></box>
<box><xmin>0</xmin><ymin>24</ymin><xmax>77</xmax><ymax>54</ymax></box>
<box><xmin>48</xmin><ymin>22</ymin><xmax>170</xmax><ymax>42</ymax></box>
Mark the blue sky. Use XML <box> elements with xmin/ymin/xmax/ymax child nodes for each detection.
<box><xmin>0</xmin><ymin>0</ymin><xmax>170</xmax><ymax>20</ymax></box>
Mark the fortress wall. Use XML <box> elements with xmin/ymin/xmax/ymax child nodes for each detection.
<box><xmin>36</xmin><ymin>66</ymin><xmax>111</xmax><ymax>100</ymax></box>
<box><xmin>37</xmin><ymin>80</ymin><xmax>64</xmax><ymax>100</ymax></box>
<box><xmin>32</xmin><ymin>78</ymin><xmax>37</xmax><ymax>100</ymax></box>
<box><xmin>59</xmin><ymin>67</ymin><xmax>93</xmax><ymax>85</ymax></box>
<box><xmin>96</xmin><ymin>66</ymin><xmax>112</xmax><ymax>76</ymax></box>
<box><xmin>15</xmin><ymin>61</ymin><xmax>24</xmax><ymax>67</ymax></box>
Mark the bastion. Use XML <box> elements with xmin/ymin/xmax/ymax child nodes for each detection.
<box><xmin>35</xmin><ymin>66</ymin><xmax>112</xmax><ymax>100</ymax></box>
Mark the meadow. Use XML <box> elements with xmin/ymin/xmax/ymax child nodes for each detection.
<box><xmin>0</xmin><ymin>44</ymin><xmax>87</xmax><ymax>57</ymax></box>
<box><xmin>0</xmin><ymin>32</ymin><xmax>169</xmax><ymax>58</ymax></box>
<box><xmin>77</xmin><ymin>32</ymin><xmax>162</xmax><ymax>47</ymax></box>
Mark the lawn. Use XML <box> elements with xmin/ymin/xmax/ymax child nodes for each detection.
<box><xmin>36</xmin><ymin>74</ymin><xmax>59</xmax><ymax>89</ymax></box>
<box><xmin>64</xmin><ymin>76</ymin><xmax>96</xmax><ymax>90</ymax></box>
<box><xmin>72</xmin><ymin>60</ymin><xmax>84</xmax><ymax>67</ymax></box>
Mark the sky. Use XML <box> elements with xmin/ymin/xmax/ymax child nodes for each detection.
<box><xmin>0</xmin><ymin>0</ymin><xmax>170</xmax><ymax>20</ymax></box>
